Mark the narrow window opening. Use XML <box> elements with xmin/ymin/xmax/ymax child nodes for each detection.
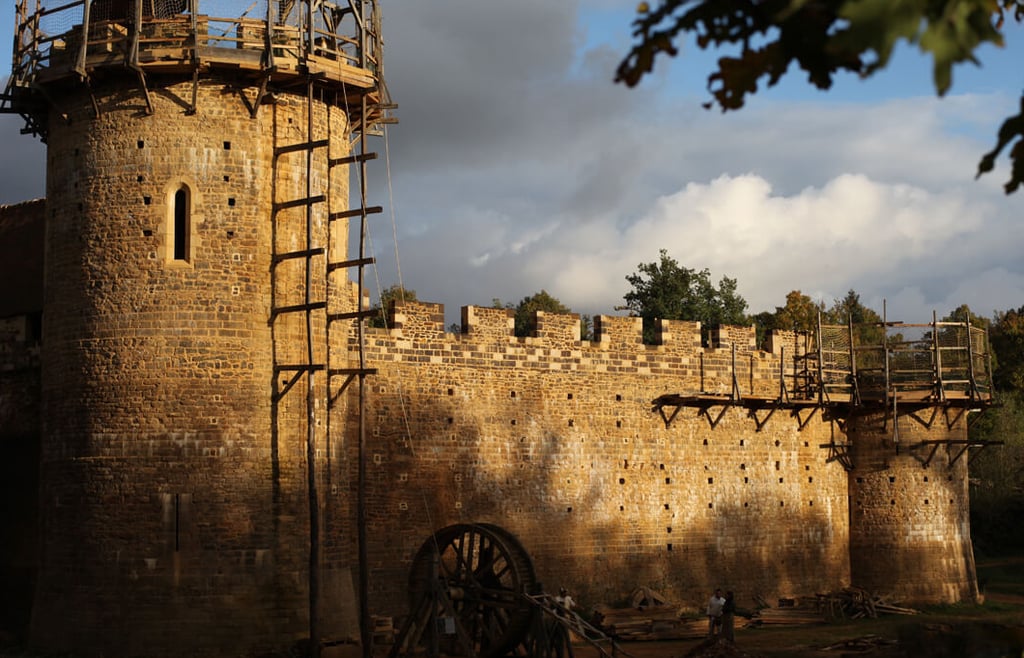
<box><xmin>172</xmin><ymin>186</ymin><xmax>191</xmax><ymax>262</ymax></box>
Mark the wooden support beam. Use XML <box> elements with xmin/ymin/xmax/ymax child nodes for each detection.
<box><xmin>327</xmin><ymin>309</ymin><xmax>377</xmax><ymax>322</ymax></box>
<box><xmin>906</xmin><ymin>406</ymin><xmax>939</xmax><ymax>430</ymax></box>
<box><xmin>272</xmin><ymin>247</ymin><xmax>325</xmax><ymax>264</ymax></box>
<box><xmin>273</xmin><ymin>194</ymin><xmax>326</xmax><ymax>212</ymax></box>
<box><xmin>329</xmin><ymin>152</ymin><xmax>377</xmax><ymax>166</ymax></box>
<box><xmin>275</xmin><ymin>138</ymin><xmax>330</xmax><ymax>156</ymax></box>
<box><xmin>700</xmin><ymin>404</ymin><xmax>731</xmax><ymax>430</ymax></box>
<box><xmin>793</xmin><ymin>406</ymin><xmax>819</xmax><ymax>431</ymax></box>
<box><xmin>327</xmin><ymin>256</ymin><xmax>375</xmax><ymax>272</ymax></box>
<box><xmin>655</xmin><ymin>404</ymin><xmax>682</xmax><ymax>429</ymax></box>
<box><xmin>328</xmin><ymin>205</ymin><xmax>382</xmax><ymax>221</ymax></box>
<box><xmin>748</xmin><ymin>405</ymin><xmax>779</xmax><ymax>432</ymax></box>
<box><xmin>271</xmin><ymin>301</ymin><xmax>327</xmax><ymax>317</ymax></box>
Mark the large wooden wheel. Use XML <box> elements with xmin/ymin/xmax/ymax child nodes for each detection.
<box><xmin>408</xmin><ymin>523</ymin><xmax>538</xmax><ymax>657</ymax></box>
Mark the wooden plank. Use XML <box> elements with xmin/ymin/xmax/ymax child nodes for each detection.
<box><xmin>196</xmin><ymin>45</ymin><xmax>262</xmax><ymax>68</ymax></box>
<box><xmin>305</xmin><ymin>56</ymin><xmax>375</xmax><ymax>87</ymax></box>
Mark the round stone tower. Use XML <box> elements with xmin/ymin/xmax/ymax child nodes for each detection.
<box><xmin>4</xmin><ymin>1</ymin><xmax>386</xmax><ymax>654</ymax></box>
<box><xmin>847</xmin><ymin>410</ymin><xmax>980</xmax><ymax>604</ymax></box>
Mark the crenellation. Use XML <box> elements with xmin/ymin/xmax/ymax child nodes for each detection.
<box><xmin>766</xmin><ymin>328</ymin><xmax>810</xmax><ymax>358</ymax></box>
<box><xmin>655</xmin><ymin>318</ymin><xmax>703</xmax><ymax>352</ymax></box>
<box><xmin>709</xmin><ymin>323</ymin><xmax>757</xmax><ymax>351</ymax></box>
<box><xmin>532</xmin><ymin>310</ymin><xmax>581</xmax><ymax>348</ymax></box>
<box><xmin>593</xmin><ymin>314</ymin><xmax>644</xmax><ymax>349</ymax></box>
<box><xmin>461</xmin><ymin>304</ymin><xmax>514</xmax><ymax>340</ymax></box>
<box><xmin>387</xmin><ymin>299</ymin><xmax>445</xmax><ymax>338</ymax></box>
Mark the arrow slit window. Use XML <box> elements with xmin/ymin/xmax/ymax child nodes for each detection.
<box><xmin>171</xmin><ymin>184</ymin><xmax>191</xmax><ymax>262</ymax></box>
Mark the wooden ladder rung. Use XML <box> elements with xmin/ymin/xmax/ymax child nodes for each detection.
<box><xmin>329</xmin><ymin>206</ymin><xmax>382</xmax><ymax>220</ymax></box>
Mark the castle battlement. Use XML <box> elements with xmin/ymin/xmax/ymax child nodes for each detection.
<box><xmin>373</xmin><ymin>300</ymin><xmax>790</xmax><ymax>398</ymax></box>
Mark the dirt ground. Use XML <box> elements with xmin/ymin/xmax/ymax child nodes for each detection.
<box><xmin>567</xmin><ymin>556</ymin><xmax>1024</xmax><ymax>658</ymax></box>
<box><xmin>570</xmin><ymin>615</ymin><xmax>1024</xmax><ymax>658</ymax></box>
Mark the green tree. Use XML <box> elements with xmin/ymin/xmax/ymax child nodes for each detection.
<box><xmin>616</xmin><ymin>0</ymin><xmax>1024</xmax><ymax>194</ymax></box>
<box><xmin>775</xmin><ymin>290</ymin><xmax>826</xmax><ymax>332</ymax></box>
<box><xmin>989</xmin><ymin>305</ymin><xmax>1024</xmax><ymax>391</ymax></box>
<box><xmin>825</xmin><ymin>290</ymin><xmax>880</xmax><ymax>325</ymax></box>
<box><xmin>511</xmin><ymin>290</ymin><xmax>574</xmax><ymax>337</ymax></box>
<box><xmin>826</xmin><ymin>289</ymin><xmax>886</xmax><ymax>351</ymax></box>
<box><xmin>970</xmin><ymin>305</ymin><xmax>1024</xmax><ymax>553</ymax></box>
<box><xmin>969</xmin><ymin>389</ymin><xmax>1024</xmax><ymax>553</ymax></box>
<box><xmin>623</xmin><ymin>249</ymin><xmax>748</xmax><ymax>343</ymax></box>
<box><xmin>369</xmin><ymin>284</ymin><xmax>417</xmax><ymax>329</ymax></box>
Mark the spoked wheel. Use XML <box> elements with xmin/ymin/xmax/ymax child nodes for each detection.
<box><xmin>408</xmin><ymin>523</ymin><xmax>538</xmax><ymax>657</ymax></box>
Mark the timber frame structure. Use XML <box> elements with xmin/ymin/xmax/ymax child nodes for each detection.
<box><xmin>652</xmin><ymin>311</ymin><xmax>1000</xmax><ymax>470</ymax></box>
<box><xmin>2</xmin><ymin>0</ymin><xmax>391</xmax><ymax>134</ymax></box>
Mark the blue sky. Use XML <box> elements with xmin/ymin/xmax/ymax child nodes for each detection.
<box><xmin>3</xmin><ymin>2</ymin><xmax>1024</xmax><ymax>326</ymax></box>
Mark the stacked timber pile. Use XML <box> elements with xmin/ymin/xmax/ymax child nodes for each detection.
<box><xmin>593</xmin><ymin>588</ymin><xmax>707</xmax><ymax>641</ymax></box>
<box><xmin>747</xmin><ymin>598</ymin><xmax>825</xmax><ymax>628</ymax></box>
<box><xmin>815</xmin><ymin>588</ymin><xmax>920</xmax><ymax>619</ymax></box>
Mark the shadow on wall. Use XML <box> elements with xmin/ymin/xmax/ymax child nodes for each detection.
<box><xmin>355</xmin><ymin>378</ymin><xmax>848</xmax><ymax>618</ymax></box>
<box><xmin>0</xmin><ymin>431</ymin><xmax>39</xmax><ymax>645</ymax></box>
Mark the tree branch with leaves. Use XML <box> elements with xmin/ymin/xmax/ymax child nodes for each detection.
<box><xmin>616</xmin><ymin>0</ymin><xmax>1024</xmax><ymax>193</ymax></box>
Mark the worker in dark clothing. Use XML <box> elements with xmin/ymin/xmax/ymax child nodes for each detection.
<box><xmin>721</xmin><ymin>590</ymin><xmax>736</xmax><ymax>641</ymax></box>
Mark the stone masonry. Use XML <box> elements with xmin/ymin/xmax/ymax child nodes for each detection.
<box><xmin>350</xmin><ymin>301</ymin><xmax>976</xmax><ymax>620</ymax></box>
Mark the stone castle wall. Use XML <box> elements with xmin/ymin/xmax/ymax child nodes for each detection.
<box><xmin>351</xmin><ymin>301</ymin><xmax>853</xmax><ymax>616</ymax></box>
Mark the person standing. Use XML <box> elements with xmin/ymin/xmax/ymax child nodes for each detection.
<box><xmin>721</xmin><ymin>590</ymin><xmax>736</xmax><ymax>641</ymax></box>
<box><xmin>706</xmin><ymin>588</ymin><xmax>725</xmax><ymax>637</ymax></box>
<box><xmin>554</xmin><ymin>587</ymin><xmax>575</xmax><ymax>614</ymax></box>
